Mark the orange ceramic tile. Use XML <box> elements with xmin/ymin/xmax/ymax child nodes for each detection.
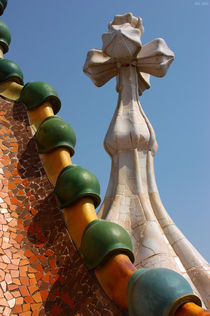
<box><xmin>35</xmin><ymin>272</ymin><xmax>42</xmax><ymax>281</ymax></box>
<box><xmin>10</xmin><ymin>142</ymin><xmax>18</xmax><ymax>147</ymax></box>
<box><xmin>12</xmin><ymin>278</ymin><xmax>21</xmax><ymax>285</ymax></box>
<box><xmin>8</xmin><ymin>219</ymin><xmax>17</xmax><ymax>228</ymax></box>
<box><xmin>32</xmin><ymin>292</ymin><xmax>42</xmax><ymax>303</ymax></box>
<box><xmin>19</xmin><ymin>312</ymin><xmax>31</xmax><ymax>316</ymax></box>
<box><xmin>40</xmin><ymin>290</ymin><xmax>48</xmax><ymax>301</ymax></box>
<box><xmin>24</xmin><ymin>215</ymin><xmax>31</xmax><ymax>221</ymax></box>
<box><xmin>10</xmin><ymin>197</ymin><xmax>19</xmax><ymax>205</ymax></box>
<box><xmin>31</xmin><ymin>303</ymin><xmax>42</xmax><ymax>311</ymax></box>
<box><xmin>11</xmin><ymin>212</ymin><xmax>18</xmax><ymax>219</ymax></box>
<box><xmin>23</xmin><ymin>179</ymin><xmax>29</xmax><ymax>186</ymax></box>
<box><xmin>2</xmin><ymin>155</ymin><xmax>10</xmax><ymax>161</ymax></box>
<box><xmin>8</xmin><ymin>182</ymin><xmax>16</xmax><ymax>190</ymax></box>
<box><xmin>24</xmin><ymin>249</ymin><xmax>33</xmax><ymax>258</ymax></box>
<box><xmin>24</xmin><ymin>296</ymin><xmax>34</xmax><ymax>304</ymax></box>
<box><xmin>37</xmin><ymin>254</ymin><xmax>45</xmax><ymax>262</ymax></box>
<box><xmin>22</xmin><ymin>303</ymin><xmax>30</xmax><ymax>312</ymax></box>
<box><xmin>0</xmin><ymin>145</ymin><xmax>7</xmax><ymax>152</ymax></box>
<box><xmin>35</xmin><ymin>264</ymin><xmax>43</xmax><ymax>273</ymax></box>
<box><xmin>13</xmin><ymin>254</ymin><xmax>21</xmax><ymax>260</ymax></box>
<box><xmin>19</xmin><ymin>269</ymin><xmax>27</xmax><ymax>278</ymax></box>
<box><xmin>8</xmin><ymin>227</ymin><xmax>16</xmax><ymax>233</ymax></box>
<box><xmin>29</xmin><ymin>256</ymin><xmax>36</xmax><ymax>264</ymax></box>
<box><xmin>49</xmin><ymin>259</ymin><xmax>56</xmax><ymax>269</ymax></box>
<box><xmin>8</xmin><ymin>285</ymin><xmax>18</xmax><ymax>291</ymax></box>
<box><xmin>29</xmin><ymin>278</ymin><xmax>37</xmax><ymax>286</ymax></box>
<box><xmin>17</xmin><ymin>190</ymin><xmax>25</xmax><ymax>196</ymax></box>
<box><xmin>30</xmin><ymin>208</ymin><xmax>37</xmax><ymax>215</ymax></box>
<box><xmin>49</xmin><ymin>276</ymin><xmax>55</xmax><ymax>285</ymax></box>
<box><xmin>28</xmin><ymin>274</ymin><xmax>35</xmax><ymax>279</ymax></box>
<box><xmin>11</xmin><ymin>170</ymin><xmax>19</xmax><ymax>176</ymax></box>
<box><xmin>51</xmin><ymin>267</ymin><xmax>59</xmax><ymax>276</ymax></box>
<box><xmin>28</xmin><ymin>267</ymin><xmax>36</xmax><ymax>273</ymax></box>
<box><xmin>16</xmin><ymin>297</ymin><xmax>24</xmax><ymax>305</ymax></box>
<box><xmin>12</xmin><ymin>290</ymin><xmax>21</xmax><ymax>297</ymax></box>
<box><xmin>19</xmin><ymin>285</ymin><xmax>29</xmax><ymax>297</ymax></box>
<box><xmin>0</xmin><ymin>116</ymin><xmax>9</xmax><ymax>124</ymax></box>
<box><xmin>20</xmin><ymin>276</ymin><xmax>30</xmax><ymax>286</ymax></box>
<box><xmin>19</xmin><ymin>259</ymin><xmax>29</xmax><ymax>267</ymax></box>
<box><xmin>2</xmin><ymin>160</ymin><xmax>10</xmax><ymax>167</ymax></box>
<box><xmin>44</xmin><ymin>249</ymin><xmax>54</xmax><ymax>257</ymax></box>
<box><xmin>9</xmin><ymin>205</ymin><xmax>17</xmax><ymax>211</ymax></box>
<box><xmin>9</xmin><ymin>239</ymin><xmax>17</xmax><ymax>247</ymax></box>
<box><xmin>4</xmin><ymin>174</ymin><xmax>11</xmax><ymax>182</ymax></box>
<box><xmin>12</xmin><ymin>305</ymin><xmax>22</xmax><ymax>313</ymax></box>
<box><xmin>13</xmin><ymin>242</ymin><xmax>21</xmax><ymax>249</ymax></box>
<box><xmin>42</xmin><ymin>273</ymin><xmax>50</xmax><ymax>283</ymax></box>
<box><xmin>28</xmin><ymin>286</ymin><xmax>38</xmax><ymax>295</ymax></box>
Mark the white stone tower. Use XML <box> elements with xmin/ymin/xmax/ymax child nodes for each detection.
<box><xmin>83</xmin><ymin>13</ymin><xmax>210</xmax><ymax>308</ymax></box>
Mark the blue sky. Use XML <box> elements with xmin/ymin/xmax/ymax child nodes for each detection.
<box><xmin>2</xmin><ymin>0</ymin><xmax>210</xmax><ymax>261</ymax></box>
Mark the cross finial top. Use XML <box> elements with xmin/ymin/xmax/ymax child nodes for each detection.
<box><xmin>83</xmin><ymin>13</ymin><xmax>174</xmax><ymax>95</ymax></box>
<box><xmin>108</xmin><ymin>12</ymin><xmax>144</xmax><ymax>34</ymax></box>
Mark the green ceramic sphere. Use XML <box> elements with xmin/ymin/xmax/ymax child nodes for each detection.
<box><xmin>0</xmin><ymin>19</ymin><xmax>11</xmax><ymax>53</ymax></box>
<box><xmin>35</xmin><ymin>116</ymin><xmax>76</xmax><ymax>156</ymax></box>
<box><xmin>54</xmin><ymin>165</ymin><xmax>101</xmax><ymax>208</ymax></box>
<box><xmin>127</xmin><ymin>268</ymin><xmax>201</xmax><ymax>316</ymax></box>
<box><xmin>80</xmin><ymin>219</ymin><xmax>134</xmax><ymax>270</ymax></box>
<box><xmin>0</xmin><ymin>59</ymin><xmax>23</xmax><ymax>84</ymax></box>
<box><xmin>0</xmin><ymin>0</ymin><xmax>8</xmax><ymax>16</ymax></box>
<box><xmin>19</xmin><ymin>81</ymin><xmax>61</xmax><ymax>114</ymax></box>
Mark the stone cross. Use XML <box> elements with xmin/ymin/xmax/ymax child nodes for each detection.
<box><xmin>83</xmin><ymin>13</ymin><xmax>210</xmax><ymax>308</ymax></box>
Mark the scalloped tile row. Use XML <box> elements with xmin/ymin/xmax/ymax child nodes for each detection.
<box><xmin>0</xmin><ymin>97</ymin><xmax>124</xmax><ymax>315</ymax></box>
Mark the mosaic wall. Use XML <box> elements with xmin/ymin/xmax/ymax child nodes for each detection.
<box><xmin>0</xmin><ymin>96</ymin><xmax>125</xmax><ymax>315</ymax></box>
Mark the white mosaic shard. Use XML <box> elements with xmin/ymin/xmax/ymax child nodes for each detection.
<box><xmin>83</xmin><ymin>12</ymin><xmax>210</xmax><ymax>308</ymax></box>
